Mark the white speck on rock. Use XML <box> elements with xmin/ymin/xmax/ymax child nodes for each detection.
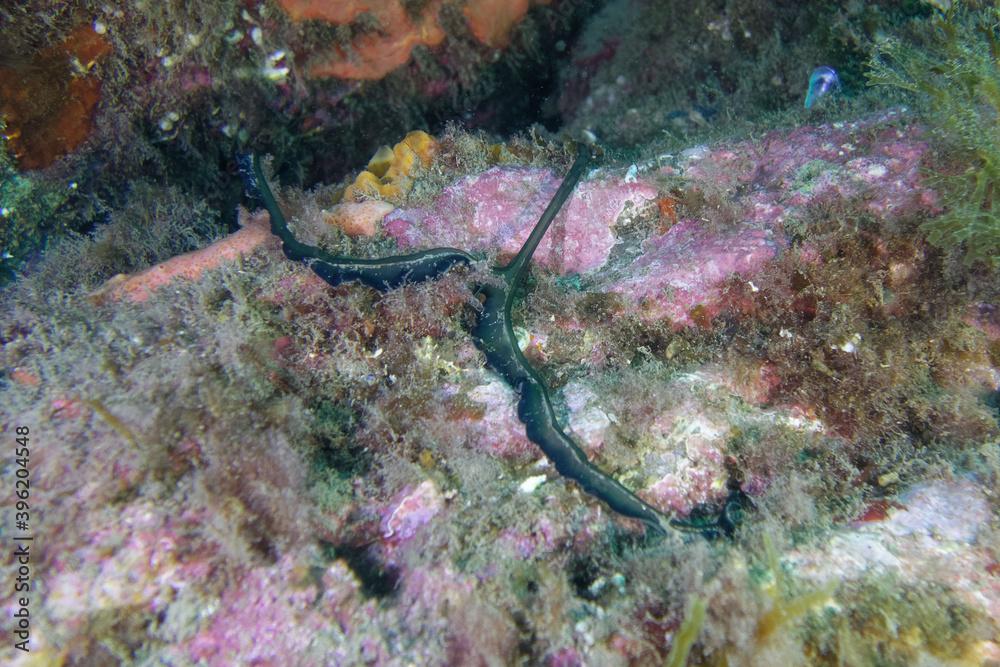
<box><xmin>680</xmin><ymin>145</ymin><xmax>710</xmax><ymax>161</ymax></box>
<box><xmin>866</xmin><ymin>163</ymin><xmax>888</xmax><ymax>179</ymax></box>
<box><xmin>518</xmin><ymin>475</ymin><xmax>547</xmax><ymax>494</ymax></box>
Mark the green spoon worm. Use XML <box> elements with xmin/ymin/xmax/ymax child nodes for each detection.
<box><xmin>240</xmin><ymin>150</ymin><xmax>746</xmax><ymax>537</ymax></box>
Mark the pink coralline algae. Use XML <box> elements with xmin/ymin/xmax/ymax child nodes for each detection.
<box><xmin>460</xmin><ymin>377</ymin><xmax>537</xmax><ymax>460</ymax></box>
<box><xmin>682</xmin><ymin>111</ymin><xmax>939</xmax><ymax>220</ymax></box>
<box><xmin>561</xmin><ymin>374</ymin><xmax>734</xmax><ymax>516</ymax></box>
<box><xmin>498</xmin><ymin>516</ymin><xmax>569</xmax><ymax>559</ymax></box>
<box><xmin>591</xmin><ymin>111</ymin><xmax>941</xmax><ymax>328</ymax></box>
<box><xmin>638</xmin><ymin>398</ymin><xmax>730</xmax><ymax>516</ymax></box>
<box><xmin>44</xmin><ymin>502</ymin><xmax>211</xmax><ymax>621</ymax></box>
<box><xmin>179</xmin><ymin>553</ymin><xmax>381</xmax><ymax>666</ymax></box>
<box><xmin>384</xmin><ymin>166</ymin><xmax>658</xmax><ymax>274</ymax></box>
<box><xmin>601</xmin><ymin>220</ymin><xmax>780</xmax><ymax>326</ymax></box>
<box><xmin>562</xmin><ymin>381</ymin><xmax>615</xmax><ymax>455</ymax></box>
<box><xmin>381</xmin><ymin>479</ymin><xmax>445</xmax><ymax>542</ymax></box>
<box><xmin>409</xmin><ymin>374</ymin><xmax>538</xmax><ymax>462</ymax></box>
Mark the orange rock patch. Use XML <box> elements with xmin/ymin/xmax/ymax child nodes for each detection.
<box><xmin>463</xmin><ymin>0</ymin><xmax>548</xmax><ymax>49</ymax></box>
<box><xmin>277</xmin><ymin>0</ymin><xmax>541</xmax><ymax>80</ymax></box>
<box><xmin>94</xmin><ymin>211</ymin><xmax>278</xmax><ymax>303</ymax></box>
<box><xmin>278</xmin><ymin>0</ymin><xmax>445</xmax><ymax>80</ymax></box>
<box><xmin>323</xmin><ymin>200</ymin><xmax>394</xmax><ymax>237</ymax></box>
<box><xmin>0</xmin><ymin>25</ymin><xmax>112</xmax><ymax>170</ymax></box>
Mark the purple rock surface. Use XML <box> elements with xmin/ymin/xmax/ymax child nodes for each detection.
<box><xmin>385</xmin><ymin>166</ymin><xmax>658</xmax><ymax>274</ymax></box>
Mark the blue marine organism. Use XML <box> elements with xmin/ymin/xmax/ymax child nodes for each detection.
<box><xmin>804</xmin><ymin>66</ymin><xmax>840</xmax><ymax>109</ymax></box>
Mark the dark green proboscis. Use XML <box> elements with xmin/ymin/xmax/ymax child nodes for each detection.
<box><xmin>241</xmin><ymin>151</ymin><xmax>746</xmax><ymax>537</ymax></box>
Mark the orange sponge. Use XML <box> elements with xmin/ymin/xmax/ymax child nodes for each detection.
<box><xmin>278</xmin><ymin>0</ymin><xmax>445</xmax><ymax>80</ymax></box>
<box><xmin>463</xmin><ymin>0</ymin><xmax>550</xmax><ymax>49</ymax></box>
<box><xmin>0</xmin><ymin>24</ymin><xmax>112</xmax><ymax>169</ymax></box>
<box><xmin>276</xmin><ymin>0</ymin><xmax>373</xmax><ymax>23</ymax></box>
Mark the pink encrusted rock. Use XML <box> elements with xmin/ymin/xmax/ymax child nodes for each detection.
<box><xmin>396</xmin><ymin>563</ymin><xmax>522</xmax><ymax>665</ymax></box>
<box><xmin>594</xmin><ymin>117</ymin><xmax>937</xmax><ymax>330</ymax></box>
<box><xmin>181</xmin><ymin>552</ymin><xmax>377</xmax><ymax>666</ymax></box>
<box><xmin>682</xmin><ymin>111</ymin><xmax>940</xmax><ymax>221</ymax></box>
<box><xmin>498</xmin><ymin>516</ymin><xmax>568</xmax><ymax>559</ymax></box>
<box><xmin>43</xmin><ymin>502</ymin><xmax>212</xmax><ymax>621</ymax></box>
<box><xmin>384</xmin><ymin>166</ymin><xmax>657</xmax><ymax>274</ymax></box>
<box><xmin>382</xmin><ymin>479</ymin><xmax>444</xmax><ymax>542</ymax></box>
<box><xmin>601</xmin><ymin>219</ymin><xmax>780</xmax><ymax>326</ymax></box>
<box><xmin>415</xmin><ymin>374</ymin><xmax>536</xmax><ymax>461</ymax></box>
<box><xmin>462</xmin><ymin>377</ymin><xmax>536</xmax><ymax>460</ymax></box>
<box><xmin>563</xmin><ymin>381</ymin><xmax>615</xmax><ymax>455</ymax></box>
<box><xmin>638</xmin><ymin>398</ymin><xmax>730</xmax><ymax>515</ymax></box>
<box><xmin>600</xmin><ymin>123</ymin><xmax>944</xmax><ymax>332</ymax></box>
<box><xmin>397</xmin><ymin>564</ymin><xmax>475</xmax><ymax>628</ymax></box>
<box><xmin>547</xmin><ymin>646</ymin><xmax>585</xmax><ymax>667</ymax></box>
<box><xmin>787</xmin><ymin>479</ymin><xmax>1000</xmax><ymax>622</ymax></box>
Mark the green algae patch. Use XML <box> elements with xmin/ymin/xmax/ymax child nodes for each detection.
<box><xmin>868</xmin><ymin>1</ymin><xmax>1000</xmax><ymax>267</ymax></box>
<box><xmin>666</xmin><ymin>596</ymin><xmax>707</xmax><ymax>667</ymax></box>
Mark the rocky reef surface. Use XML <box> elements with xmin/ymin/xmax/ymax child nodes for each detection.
<box><xmin>2</xmin><ymin>110</ymin><xmax>999</xmax><ymax>665</ymax></box>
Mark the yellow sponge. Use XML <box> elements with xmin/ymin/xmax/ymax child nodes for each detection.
<box><xmin>344</xmin><ymin>130</ymin><xmax>438</xmax><ymax>203</ymax></box>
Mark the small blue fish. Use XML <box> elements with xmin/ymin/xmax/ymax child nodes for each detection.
<box><xmin>804</xmin><ymin>66</ymin><xmax>840</xmax><ymax>109</ymax></box>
